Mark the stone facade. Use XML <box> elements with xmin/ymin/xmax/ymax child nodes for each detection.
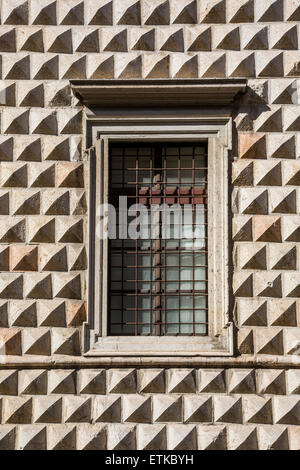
<box><xmin>0</xmin><ymin>0</ymin><xmax>299</xmax><ymax>450</ymax></box>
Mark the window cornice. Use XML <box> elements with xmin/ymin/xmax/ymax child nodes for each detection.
<box><xmin>70</xmin><ymin>78</ymin><xmax>247</xmax><ymax>107</ymax></box>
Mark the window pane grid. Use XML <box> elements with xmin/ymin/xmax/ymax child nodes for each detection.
<box><xmin>109</xmin><ymin>143</ymin><xmax>208</xmax><ymax>336</ymax></box>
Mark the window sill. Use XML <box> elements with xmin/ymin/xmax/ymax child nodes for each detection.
<box><xmin>84</xmin><ymin>324</ymin><xmax>233</xmax><ymax>357</ymax></box>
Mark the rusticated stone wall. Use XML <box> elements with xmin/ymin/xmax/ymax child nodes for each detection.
<box><xmin>0</xmin><ymin>0</ymin><xmax>299</xmax><ymax>450</ymax></box>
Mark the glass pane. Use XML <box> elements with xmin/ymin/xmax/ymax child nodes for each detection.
<box><xmin>181</xmin><ymin>146</ymin><xmax>193</xmax><ymax>155</ymax></box>
<box><xmin>195</xmin><ymin>296</ymin><xmax>207</xmax><ymax>308</ymax></box>
<box><xmin>139</xmin><ymin>311</ymin><xmax>150</xmax><ymax>323</ymax></box>
<box><xmin>180</xmin><ymin>296</ymin><xmax>193</xmax><ymax>309</ymax></box>
<box><xmin>139</xmin><ymin>171</ymin><xmax>150</xmax><ymax>183</ymax></box>
<box><xmin>110</xmin><ymin>324</ymin><xmax>122</xmax><ymax>334</ymax></box>
<box><xmin>195</xmin><ymin>324</ymin><xmax>207</xmax><ymax>334</ymax></box>
<box><xmin>166</xmin><ymin>239</ymin><xmax>179</xmax><ymax>248</ymax></box>
<box><xmin>195</xmin><ymin>155</ymin><xmax>206</xmax><ymax>168</ymax></box>
<box><xmin>111</xmin><ymin>170</ymin><xmax>123</xmax><ymax>184</ymax></box>
<box><xmin>138</xmin><ymin>297</ymin><xmax>150</xmax><ymax>309</ymax></box>
<box><xmin>138</xmin><ymin>325</ymin><xmax>150</xmax><ymax>335</ymax></box>
<box><xmin>193</xmin><ymin>239</ymin><xmax>206</xmax><ymax>250</ymax></box>
<box><xmin>111</xmin><ymin>147</ymin><xmax>123</xmax><ymax>156</ymax></box>
<box><xmin>166</xmin><ymin>324</ymin><xmax>179</xmax><ymax>334</ymax></box>
<box><xmin>139</xmin><ymin>147</ymin><xmax>151</xmax><ymax>156</ymax></box>
<box><xmin>166</xmin><ymin>156</ymin><xmax>178</xmax><ymax>168</ymax></box>
<box><xmin>123</xmin><ymin>239</ymin><xmax>135</xmax><ymax>248</ymax></box>
<box><xmin>181</xmin><ymin>254</ymin><xmax>193</xmax><ymax>266</ymax></box>
<box><xmin>195</xmin><ymin>267</ymin><xmax>206</xmax><ymax>281</ymax></box>
<box><xmin>111</xmin><ymin>254</ymin><xmax>122</xmax><ymax>267</ymax></box>
<box><xmin>111</xmin><ymin>157</ymin><xmax>123</xmax><ymax>169</ymax></box>
<box><xmin>124</xmin><ymin>254</ymin><xmax>135</xmax><ymax>266</ymax></box>
<box><xmin>194</xmin><ymin>225</ymin><xmax>206</xmax><ymax>239</ymax></box>
<box><xmin>111</xmin><ymin>268</ymin><xmax>122</xmax><ymax>281</ymax></box>
<box><xmin>180</xmin><ymin>239</ymin><xmax>194</xmax><ymax>249</ymax></box>
<box><xmin>138</xmin><ymin>268</ymin><xmax>151</xmax><ymax>281</ymax></box>
<box><xmin>195</xmin><ymin>253</ymin><xmax>206</xmax><ymax>266</ymax></box>
<box><xmin>111</xmin><ymin>240</ymin><xmax>122</xmax><ymax>248</ymax></box>
<box><xmin>166</xmin><ymin>310</ymin><xmax>179</xmax><ymax>323</ymax></box>
<box><xmin>195</xmin><ymin>209</ymin><xmax>205</xmax><ymax>225</ymax></box>
<box><xmin>180</xmin><ymin>268</ymin><xmax>193</xmax><ymax>291</ymax></box>
<box><xmin>139</xmin><ymin>156</ymin><xmax>151</xmax><ymax>168</ymax></box>
<box><xmin>124</xmin><ymin>171</ymin><xmax>135</xmax><ymax>185</ymax></box>
<box><xmin>166</xmin><ymin>170</ymin><xmax>178</xmax><ymax>183</ymax></box>
<box><xmin>111</xmin><ymin>282</ymin><xmax>122</xmax><ymax>290</ymax></box>
<box><xmin>180</xmin><ymin>310</ymin><xmax>193</xmax><ymax>322</ymax></box>
<box><xmin>140</xmin><ymin>225</ymin><xmax>150</xmax><ymax>239</ymax></box>
<box><xmin>166</xmin><ymin>283</ymin><xmax>178</xmax><ymax>291</ymax></box>
<box><xmin>194</xmin><ymin>310</ymin><xmax>206</xmax><ymax>323</ymax></box>
<box><xmin>195</xmin><ymin>281</ymin><xmax>206</xmax><ymax>291</ymax></box>
<box><xmin>195</xmin><ymin>170</ymin><xmax>206</xmax><ymax>184</ymax></box>
<box><xmin>166</xmin><ymin>268</ymin><xmax>179</xmax><ymax>281</ymax></box>
<box><xmin>181</xmin><ymin>170</ymin><xmax>192</xmax><ymax>183</ymax></box>
<box><xmin>181</xmin><ymin>324</ymin><xmax>193</xmax><ymax>334</ymax></box>
<box><xmin>181</xmin><ymin>155</ymin><xmax>192</xmax><ymax>168</ymax></box>
<box><xmin>124</xmin><ymin>297</ymin><xmax>135</xmax><ymax>309</ymax></box>
<box><xmin>139</xmin><ymin>281</ymin><xmax>151</xmax><ymax>291</ymax></box>
<box><xmin>125</xmin><ymin>149</ymin><xmax>137</xmax><ymax>158</ymax></box>
<box><xmin>111</xmin><ymin>310</ymin><xmax>122</xmax><ymax>323</ymax></box>
<box><xmin>124</xmin><ymin>268</ymin><xmax>135</xmax><ymax>281</ymax></box>
<box><xmin>123</xmin><ymin>325</ymin><xmax>135</xmax><ymax>334</ymax></box>
<box><xmin>138</xmin><ymin>239</ymin><xmax>151</xmax><ymax>249</ymax></box>
<box><xmin>123</xmin><ymin>311</ymin><xmax>135</xmax><ymax>323</ymax></box>
<box><xmin>183</xmin><ymin>209</ymin><xmax>193</xmax><ymax>224</ymax></box>
<box><xmin>182</xmin><ymin>225</ymin><xmax>194</xmax><ymax>239</ymax></box>
<box><xmin>166</xmin><ymin>297</ymin><xmax>178</xmax><ymax>309</ymax></box>
<box><xmin>166</xmin><ymin>254</ymin><xmax>178</xmax><ymax>266</ymax></box>
<box><xmin>138</xmin><ymin>254</ymin><xmax>151</xmax><ymax>267</ymax></box>
<box><xmin>111</xmin><ymin>296</ymin><xmax>122</xmax><ymax>309</ymax></box>
<box><xmin>166</xmin><ymin>147</ymin><xmax>179</xmax><ymax>157</ymax></box>
<box><xmin>180</xmin><ymin>268</ymin><xmax>193</xmax><ymax>281</ymax></box>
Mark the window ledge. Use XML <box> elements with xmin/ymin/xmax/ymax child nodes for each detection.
<box><xmin>85</xmin><ymin>324</ymin><xmax>233</xmax><ymax>357</ymax></box>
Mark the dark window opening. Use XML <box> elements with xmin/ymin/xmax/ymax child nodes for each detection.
<box><xmin>108</xmin><ymin>142</ymin><xmax>208</xmax><ymax>336</ymax></box>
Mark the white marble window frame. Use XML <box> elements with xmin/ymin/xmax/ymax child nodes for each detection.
<box><xmin>83</xmin><ymin>108</ymin><xmax>234</xmax><ymax>358</ymax></box>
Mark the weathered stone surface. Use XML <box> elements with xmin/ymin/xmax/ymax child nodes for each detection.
<box><xmin>0</xmin><ymin>0</ymin><xmax>298</xmax><ymax>451</ymax></box>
